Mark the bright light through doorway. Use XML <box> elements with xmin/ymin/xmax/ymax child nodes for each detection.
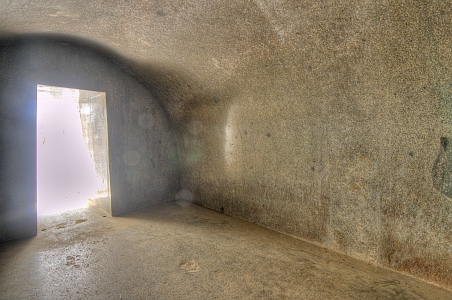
<box><xmin>37</xmin><ymin>85</ymin><xmax>110</xmax><ymax>215</ymax></box>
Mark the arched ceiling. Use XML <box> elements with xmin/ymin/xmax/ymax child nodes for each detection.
<box><xmin>0</xmin><ymin>1</ymin><xmax>291</xmax><ymax>122</ymax></box>
<box><xmin>0</xmin><ymin>0</ymin><xmax>354</xmax><ymax>127</ymax></box>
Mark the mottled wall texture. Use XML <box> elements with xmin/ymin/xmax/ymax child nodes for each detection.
<box><xmin>172</xmin><ymin>1</ymin><xmax>452</xmax><ymax>289</ymax></box>
<box><xmin>0</xmin><ymin>39</ymin><xmax>180</xmax><ymax>241</ymax></box>
<box><xmin>2</xmin><ymin>0</ymin><xmax>452</xmax><ymax>290</ymax></box>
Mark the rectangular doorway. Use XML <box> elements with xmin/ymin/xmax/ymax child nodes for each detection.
<box><xmin>37</xmin><ymin>85</ymin><xmax>111</xmax><ymax>216</ymax></box>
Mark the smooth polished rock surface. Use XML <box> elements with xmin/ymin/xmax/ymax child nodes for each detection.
<box><xmin>0</xmin><ymin>202</ymin><xmax>451</xmax><ymax>299</ymax></box>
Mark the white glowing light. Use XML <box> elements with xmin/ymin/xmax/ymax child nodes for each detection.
<box><xmin>37</xmin><ymin>85</ymin><xmax>109</xmax><ymax>215</ymax></box>
<box><xmin>225</xmin><ymin>112</ymin><xmax>235</xmax><ymax>164</ymax></box>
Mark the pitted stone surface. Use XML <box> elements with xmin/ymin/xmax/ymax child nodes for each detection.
<box><xmin>1</xmin><ymin>0</ymin><xmax>452</xmax><ymax>290</ymax></box>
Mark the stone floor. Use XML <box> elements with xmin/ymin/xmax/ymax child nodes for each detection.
<box><xmin>0</xmin><ymin>201</ymin><xmax>451</xmax><ymax>299</ymax></box>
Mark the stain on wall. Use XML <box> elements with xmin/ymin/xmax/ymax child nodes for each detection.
<box><xmin>432</xmin><ymin>137</ymin><xmax>452</xmax><ymax>196</ymax></box>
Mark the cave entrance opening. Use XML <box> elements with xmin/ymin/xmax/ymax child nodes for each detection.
<box><xmin>36</xmin><ymin>85</ymin><xmax>111</xmax><ymax>216</ymax></box>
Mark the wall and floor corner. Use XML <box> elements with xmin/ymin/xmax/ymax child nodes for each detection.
<box><xmin>2</xmin><ymin>0</ymin><xmax>452</xmax><ymax>292</ymax></box>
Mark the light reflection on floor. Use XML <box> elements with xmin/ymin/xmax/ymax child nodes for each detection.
<box><xmin>0</xmin><ymin>202</ymin><xmax>450</xmax><ymax>299</ymax></box>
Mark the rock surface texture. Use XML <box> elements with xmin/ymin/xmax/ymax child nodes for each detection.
<box><xmin>1</xmin><ymin>0</ymin><xmax>452</xmax><ymax>290</ymax></box>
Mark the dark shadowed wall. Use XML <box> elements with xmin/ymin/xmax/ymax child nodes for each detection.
<box><xmin>0</xmin><ymin>38</ymin><xmax>180</xmax><ymax>242</ymax></box>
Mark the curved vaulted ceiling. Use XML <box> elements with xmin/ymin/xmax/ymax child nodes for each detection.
<box><xmin>2</xmin><ymin>1</ymin><xmax>284</xmax><ymax>123</ymax></box>
<box><xmin>2</xmin><ymin>0</ymin><xmax>366</xmax><ymax>127</ymax></box>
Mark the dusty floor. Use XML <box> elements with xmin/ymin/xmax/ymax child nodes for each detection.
<box><xmin>0</xmin><ymin>202</ymin><xmax>451</xmax><ymax>300</ymax></box>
